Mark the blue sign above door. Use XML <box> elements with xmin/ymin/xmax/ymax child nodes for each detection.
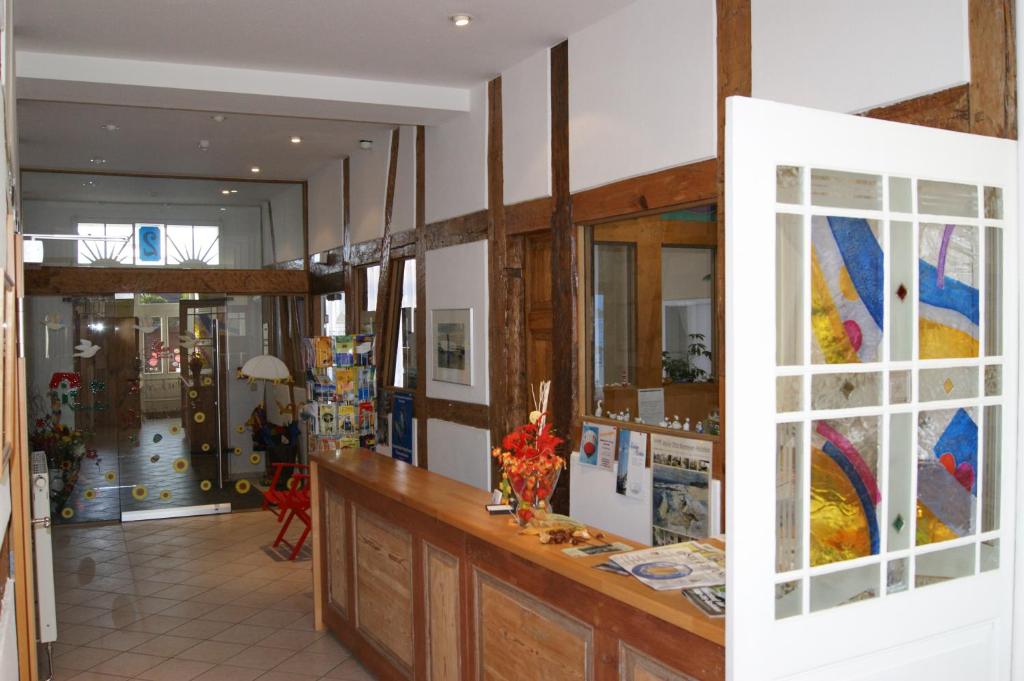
<box><xmin>137</xmin><ymin>224</ymin><xmax>163</xmax><ymax>263</ymax></box>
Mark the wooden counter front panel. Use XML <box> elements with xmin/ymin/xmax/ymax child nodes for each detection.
<box><xmin>620</xmin><ymin>644</ymin><xmax>696</xmax><ymax>681</ymax></box>
<box><xmin>476</xmin><ymin>571</ymin><xmax>593</xmax><ymax>681</ymax></box>
<box><xmin>324</xmin><ymin>489</ymin><xmax>349</xmax><ymax>618</ymax></box>
<box><xmin>423</xmin><ymin>545</ymin><xmax>460</xmax><ymax>681</ymax></box>
<box><xmin>354</xmin><ymin>508</ymin><xmax>415</xmax><ymax>672</ymax></box>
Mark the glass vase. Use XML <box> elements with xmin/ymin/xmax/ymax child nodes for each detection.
<box><xmin>509</xmin><ymin>466</ymin><xmax>561</xmax><ymax>527</ymax></box>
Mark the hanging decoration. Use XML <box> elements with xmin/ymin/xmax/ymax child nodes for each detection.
<box><xmin>89</xmin><ymin>380</ymin><xmax>106</xmax><ymax>394</ymax></box>
<box><xmin>73</xmin><ymin>339</ymin><xmax>102</xmax><ymax>358</ymax></box>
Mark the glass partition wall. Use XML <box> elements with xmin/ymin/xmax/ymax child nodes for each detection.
<box><xmin>26</xmin><ymin>293</ymin><xmax>294</xmax><ymax>523</ymax></box>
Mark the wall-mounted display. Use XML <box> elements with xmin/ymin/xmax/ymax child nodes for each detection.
<box><xmin>432</xmin><ymin>307</ymin><xmax>472</xmax><ymax>385</ymax></box>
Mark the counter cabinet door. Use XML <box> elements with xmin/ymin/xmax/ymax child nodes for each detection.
<box><xmin>726</xmin><ymin>96</ymin><xmax>1019</xmax><ymax>681</ymax></box>
<box><xmin>323</xmin><ymin>486</ymin><xmax>349</xmax><ymax>618</ymax></box>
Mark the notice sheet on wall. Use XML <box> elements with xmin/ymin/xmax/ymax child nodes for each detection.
<box><xmin>651</xmin><ymin>434</ymin><xmax>712</xmax><ymax>545</ymax></box>
<box><xmin>637</xmin><ymin>388</ymin><xmax>665</xmax><ymax>426</ymax></box>
<box><xmin>615</xmin><ymin>429</ymin><xmax>647</xmax><ymax>499</ymax></box>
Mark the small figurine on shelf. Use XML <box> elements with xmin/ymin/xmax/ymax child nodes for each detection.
<box><xmin>682</xmin><ymin>417</ymin><xmax>691</xmax><ymax>432</ymax></box>
<box><xmin>624</xmin><ymin>409</ymin><xmax>631</xmax><ymax>422</ymax></box>
<box><xmin>695</xmin><ymin>420</ymin><xmax>704</xmax><ymax>434</ymax></box>
<box><xmin>670</xmin><ymin>415</ymin><xmax>682</xmax><ymax>430</ymax></box>
<box><xmin>595</xmin><ymin>400</ymin><xmax>604</xmax><ymax>418</ymax></box>
<box><xmin>634</xmin><ymin>416</ymin><xmax>644</xmax><ymax>424</ymax></box>
<box><xmin>659</xmin><ymin>418</ymin><xmax>669</xmax><ymax>428</ymax></box>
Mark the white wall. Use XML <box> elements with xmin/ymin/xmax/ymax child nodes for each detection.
<box><xmin>425</xmin><ymin>239</ymin><xmax>489</xmax><ymax>404</ymax></box>
<box><xmin>569</xmin><ymin>0</ymin><xmax>717</xmax><ymax>193</ymax></box>
<box><xmin>23</xmin><ymin>199</ymin><xmax>264</xmax><ymax>268</ymax></box>
<box><xmin>349</xmin><ymin>127</ymin><xmax>393</xmax><ymax>244</ymax></box>
<box><xmin>307</xmin><ymin>159</ymin><xmax>344</xmax><ymax>255</ymax></box>
<box><xmin>502</xmin><ymin>49</ymin><xmax>551</xmax><ymax>205</ymax></box>
<box><xmin>752</xmin><ymin>0</ymin><xmax>969</xmax><ymax>113</ymax></box>
<box><xmin>427</xmin><ymin>419</ymin><xmax>490</xmax><ymax>491</ymax></box>
<box><xmin>425</xmin><ymin>83</ymin><xmax>488</xmax><ymax>224</ymax></box>
<box><xmin>392</xmin><ymin>125</ymin><xmax>417</xmax><ymax>233</ymax></box>
<box><xmin>262</xmin><ymin>183</ymin><xmax>305</xmax><ymax>265</ymax></box>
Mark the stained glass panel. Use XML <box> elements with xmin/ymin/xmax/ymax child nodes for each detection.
<box><xmin>890</xmin><ymin>221</ymin><xmax>913</xmax><ymax>361</ymax></box>
<box><xmin>776</xmin><ymin>422</ymin><xmax>803</xmax><ymax>573</ymax></box>
<box><xmin>810</xmin><ymin>416</ymin><xmax>880</xmax><ymax>566</ymax></box>
<box><xmin>811</xmin><ymin>216</ymin><xmax>883</xmax><ymax>364</ymax></box>
<box><xmin>918</xmin><ymin>223</ymin><xmax>978</xmax><ymax>359</ymax></box>
<box><xmin>810</xmin><ymin>563</ymin><xmax>879</xmax><ymax>612</ymax></box>
<box><xmin>916</xmin><ymin>408</ymin><xmax>978</xmax><ymax>546</ymax></box>
<box><xmin>810</xmin><ymin>372</ymin><xmax>881</xmax><ymax>410</ymax></box>
<box><xmin>918</xmin><ymin>366</ymin><xmax>978</xmax><ymax>402</ymax></box>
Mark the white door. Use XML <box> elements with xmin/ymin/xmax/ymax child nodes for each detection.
<box><xmin>726</xmin><ymin>96</ymin><xmax>1018</xmax><ymax>681</ymax></box>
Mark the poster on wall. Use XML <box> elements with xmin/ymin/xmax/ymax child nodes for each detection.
<box><xmin>637</xmin><ymin>388</ymin><xmax>665</xmax><ymax>426</ymax></box>
<box><xmin>392</xmin><ymin>392</ymin><xmax>414</xmax><ymax>464</ymax></box>
<box><xmin>651</xmin><ymin>433</ymin><xmax>712</xmax><ymax>546</ymax></box>
<box><xmin>432</xmin><ymin>308</ymin><xmax>472</xmax><ymax>385</ymax></box>
<box><xmin>615</xmin><ymin>429</ymin><xmax>647</xmax><ymax>498</ymax></box>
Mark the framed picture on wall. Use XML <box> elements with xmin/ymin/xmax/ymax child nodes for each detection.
<box><xmin>432</xmin><ymin>308</ymin><xmax>472</xmax><ymax>385</ymax></box>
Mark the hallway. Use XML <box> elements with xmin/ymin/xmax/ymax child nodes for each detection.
<box><xmin>48</xmin><ymin>511</ymin><xmax>373</xmax><ymax>681</ymax></box>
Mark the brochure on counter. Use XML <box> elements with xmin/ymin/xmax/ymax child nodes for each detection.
<box><xmin>609</xmin><ymin>541</ymin><xmax>725</xmax><ymax>591</ymax></box>
<box><xmin>682</xmin><ymin>585</ymin><xmax>726</xmax><ymax>618</ymax></box>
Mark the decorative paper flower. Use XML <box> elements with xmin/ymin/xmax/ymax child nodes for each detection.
<box><xmin>235</xmin><ymin>425</ymin><xmax>245</xmax><ymax>434</ymax></box>
<box><xmin>172</xmin><ymin>458</ymin><xmax>189</xmax><ymax>473</ymax></box>
<box><xmin>201</xmin><ymin>443</ymin><xmax>211</xmax><ymax>452</ymax></box>
<box><xmin>202</xmin><ymin>376</ymin><xmax>213</xmax><ymax>386</ymax></box>
<box><xmin>188</xmin><ymin>389</ymin><xmax>198</xmax><ymax>399</ymax></box>
<box><xmin>233</xmin><ymin>446</ymin><xmax>242</xmax><ymax>455</ymax></box>
<box><xmin>83</xmin><ymin>489</ymin><xmax>96</xmax><ymax>500</ymax></box>
<box><xmin>132</xmin><ymin>485</ymin><xmax>148</xmax><ymax>500</ymax></box>
<box><xmin>104</xmin><ymin>471</ymin><xmax>117</xmax><ymax>482</ymax></box>
<box><xmin>61</xmin><ymin>507</ymin><xmax>74</xmax><ymax>519</ymax></box>
<box><xmin>159</xmin><ymin>490</ymin><xmax>172</xmax><ymax>501</ymax></box>
<box><xmin>200</xmin><ymin>480</ymin><xmax>212</xmax><ymax>492</ymax></box>
<box><xmin>169</xmin><ymin>425</ymin><xmax>181</xmax><ymax>435</ymax></box>
<box><xmin>235</xmin><ymin>479</ymin><xmax>251</xmax><ymax>494</ymax></box>
<box><xmin>193</xmin><ymin>412</ymin><xmax>206</xmax><ymax>423</ymax></box>
<box><xmin>249</xmin><ymin>453</ymin><xmax>261</xmax><ymax>465</ymax></box>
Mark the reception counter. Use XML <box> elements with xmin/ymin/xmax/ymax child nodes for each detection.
<box><xmin>310</xmin><ymin>449</ymin><xmax>725</xmax><ymax>681</ymax></box>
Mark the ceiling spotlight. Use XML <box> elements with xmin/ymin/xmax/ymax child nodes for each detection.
<box><xmin>219</xmin><ymin>207</ymin><xmax>227</xmax><ymax>212</ymax></box>
<box><xmin>230</xmin><ymin>189</ymin><xmax>238</xmax><ymax>194</ymax></box>
<box><xmin>102</xmin><ymin>123</ymin><xmax>119</xmax><ymax>132</ymax></box>
<box><xmin>89</xmin><ymin>157</ymin><xmax>107</xmax><ymax>165</ymax></box>
<box><xmin>221</xmin><ymin>189</ymin><xmax>230</xmax><ymax>195</ymax></box>
<box><xmin>198</xmin><ymin>139</ymin><xmax>211</xmax><ymax>151</ymax></box>
<box><xmin>290</xmin><ymin>136</ymin><xmax>302</xmax><ymax>144</ymax></box>
<box><xmin>359</xmin><ymin>139</ymin><xmax>373</xmax><ymax>150</ymax></box>
<box><xmin>212</xmin><ymin>114</ymin><xmax>226</xmax><ymax>123</ymax></box>
<box><xmin>450</xmin><ymin>13</ymin><xmax>472</xmax><ymax>27</ymax></box>
<box><xmin>250</xmin><ymin>166</ymin><xmax>261</xmax><ymax>174</ymax></box>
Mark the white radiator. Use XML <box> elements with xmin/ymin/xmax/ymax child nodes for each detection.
<box><xmin>30</xmin><ymin>451</ymin><xmax>57</xmax><ymax>644</ymax></box>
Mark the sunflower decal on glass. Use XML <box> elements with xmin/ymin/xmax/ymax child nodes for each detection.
<box><xmin>194</xmin><ymin>411</ymin><xmax>206</xmax><ymax>423</ymax></box>
<box><xmin>201</xmin><ymin>443</ymin><xmax>211</xmax><ymax>452</ymax></box>
<box><xmin>169</xmin><ymin>425</ymin><xmax>181</xmax><ymax>435</ymax></box>
<box><xmin>235</xmin><ymin>424</ymin><xmax>245</xmax><ymax>434</ymax></box>
<box><xmin>83</xmin><ymin>489</ymin><xmax>96</xmax><ymax>501</ymax></box>
<box><xmin>249</xmin><ymin>453</ymin><xmax>261</xmax><ymax>465</ymax></box>
<box><xmin>132</xmin><ymin>485</ymin><xmax>148</xmax><ymax>500</ymax></box>
<box><xmin>104</xmin><ymin>471</ymin><xmax>117</xmax><ymax>482</ymax></box>
<box><xmin>233</xmin><ymin>446</ymin><xmax>242</xmax><ymax>456</ymax></box>
<box><xmin>235</xmin><ymin>479</ymin><xmax>251</xmax><ymax>494</ymax></box>
<box><xmin>61</xmin><ymin>507</ymin><xmax>74</xmax><ymax>519</ymax></box>
<box><xmin>200</xmin><ymin>480</ymin><xmax>212</xmax><ymax>492</ymax></box>
<box><xmin>188</xmin><ymin>389</ymin><xmax>198</xmax><ymax>399</ymax></box>
<box><xmin>159</xmin><ymin>490</ymin><xmax>173</xmax><ymax>501</ymax></box>
<box><xmin>172</xmin><ymin>458</ymin><xmax>189</xmax><ymax>473</ymax></box>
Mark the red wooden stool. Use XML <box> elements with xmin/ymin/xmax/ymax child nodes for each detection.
<box><xmin>272</xmin><ymin>473</ymin><xmax>312</xmax><ymax>561</ymax></box>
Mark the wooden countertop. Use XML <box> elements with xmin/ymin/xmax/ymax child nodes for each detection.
<box><xmin>311</xmin><ymin>448</ymin><xmax>726</xmax><ymax>646</ymax></box>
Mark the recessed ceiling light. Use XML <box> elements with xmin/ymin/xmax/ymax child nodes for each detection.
<box><xmin>212</xmin><ymin>114</ymin><xmax>226</xmax><ymax>123</ymax></box>
<box><xmin>198</xmin><ymin>139</ymin><xmax>211</xmax><ymax>151</ymax></box>
<box><xmin>230</xmin><ymin>189</ymin><xmax>238</xmax><ymax>194</ymax></box>
<box><xmin>102</xmin><ymin>123</ymin><xmax>119</xmax><ymax>132</ymax></box>
<box><xmin>359</xmin><ymin>139</ymin><xmax>373</xmax><ymax>150</ymax></box>
<box><xmin>89</xmin><ymin>157</ymin><xmax>107</xmax><ymax>165</ymax></box>
<box><xmin>221</xmin><ymin>189</ymin><xmax>230</xmax><ymax>195</ymax></box>
<box><xmin>250</xmin><ymin>166</ymin><xmax>261</xmax><ymax>174</ymax></box>
<box><xmin>219</xmin><ymin>207</ymin><xmax>227</xmax><ymax>211</ymax></box>
<box><xmin>450</xmin><ymin>13</ymin><xmax>472</xmax><ymax>27</ymax></box>
<box><xmin>290</xmin><ymin>136</ymin><xmax>302</xmax><ymax>144</ymax></box>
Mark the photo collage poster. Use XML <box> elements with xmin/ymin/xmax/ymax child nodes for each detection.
<box><xmin>651</xmin><ymin>433</ymin><xmax>712</xmax><ymax>546</ymax></box>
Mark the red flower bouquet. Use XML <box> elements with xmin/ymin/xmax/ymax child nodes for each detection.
<box><xmin>492</xmin><ymin>409</ymin><xmax>565</xmax><ymax>526</ymax></box>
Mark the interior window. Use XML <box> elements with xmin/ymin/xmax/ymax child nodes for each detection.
<box><xmin>77</xmin><ymin>222</ymin><xmax>133</xmax><ymax>265</ymax></box>
<box><xmin>586</xmin><ymin>205</ymin><xmax>718</xmax><ymax>432</ymax></box>
<box><xmin>358</xmin><ymin>264</ymin><xmax>380</xmax><ymax>334</ymax></box>
<box><xmin>321</xmin><ymin>292</ymin><xmax>346</xmax><ymax>336</ymax></box>
<box><xmin>393</xmin><ymin>259</ymin><xmax>417</xmax><ymax>389</ymax></box>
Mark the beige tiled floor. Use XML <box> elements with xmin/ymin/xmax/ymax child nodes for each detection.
<box><xmin>47</xmin><ymin>510</ymin><xmax>374</xmax><ymax>681</ymax></box>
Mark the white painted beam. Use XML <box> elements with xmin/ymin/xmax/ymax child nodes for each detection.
<box><xmin>17</xmin><ymin>51</ymin><xmax>470</xmax><ymax>125</ymax></box>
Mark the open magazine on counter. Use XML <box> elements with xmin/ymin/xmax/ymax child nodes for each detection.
<box><xmin>609</xmin><ymin>541</ymin><xmax>725</xmax><ymax>591</ymax></box>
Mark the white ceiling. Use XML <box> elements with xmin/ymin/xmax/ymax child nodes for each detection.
<box><xmin>19</xmin><ymin>101</ymin><xmax>392</xmax><ymax>180</ymax></box>
<box><xmin>14</xmin><ymin>0</ymin><xmax>634</xmax><ymax>88</ymax></box>
<box><xmin>21</xmin><ymin>170</ymin><xmax>299</xmax><ymax>206</ymax></box>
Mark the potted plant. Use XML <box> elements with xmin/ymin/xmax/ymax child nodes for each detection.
<box><xmin>662</xmin><ymin>333</ymin><xmax>713</xmax><ymax>383</ymax></box>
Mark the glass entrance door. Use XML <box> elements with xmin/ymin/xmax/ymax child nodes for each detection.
<box><xmin>26</xmin><ymin>293</ymin><xmax>271</xmax><ymax>524</ymax></box>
